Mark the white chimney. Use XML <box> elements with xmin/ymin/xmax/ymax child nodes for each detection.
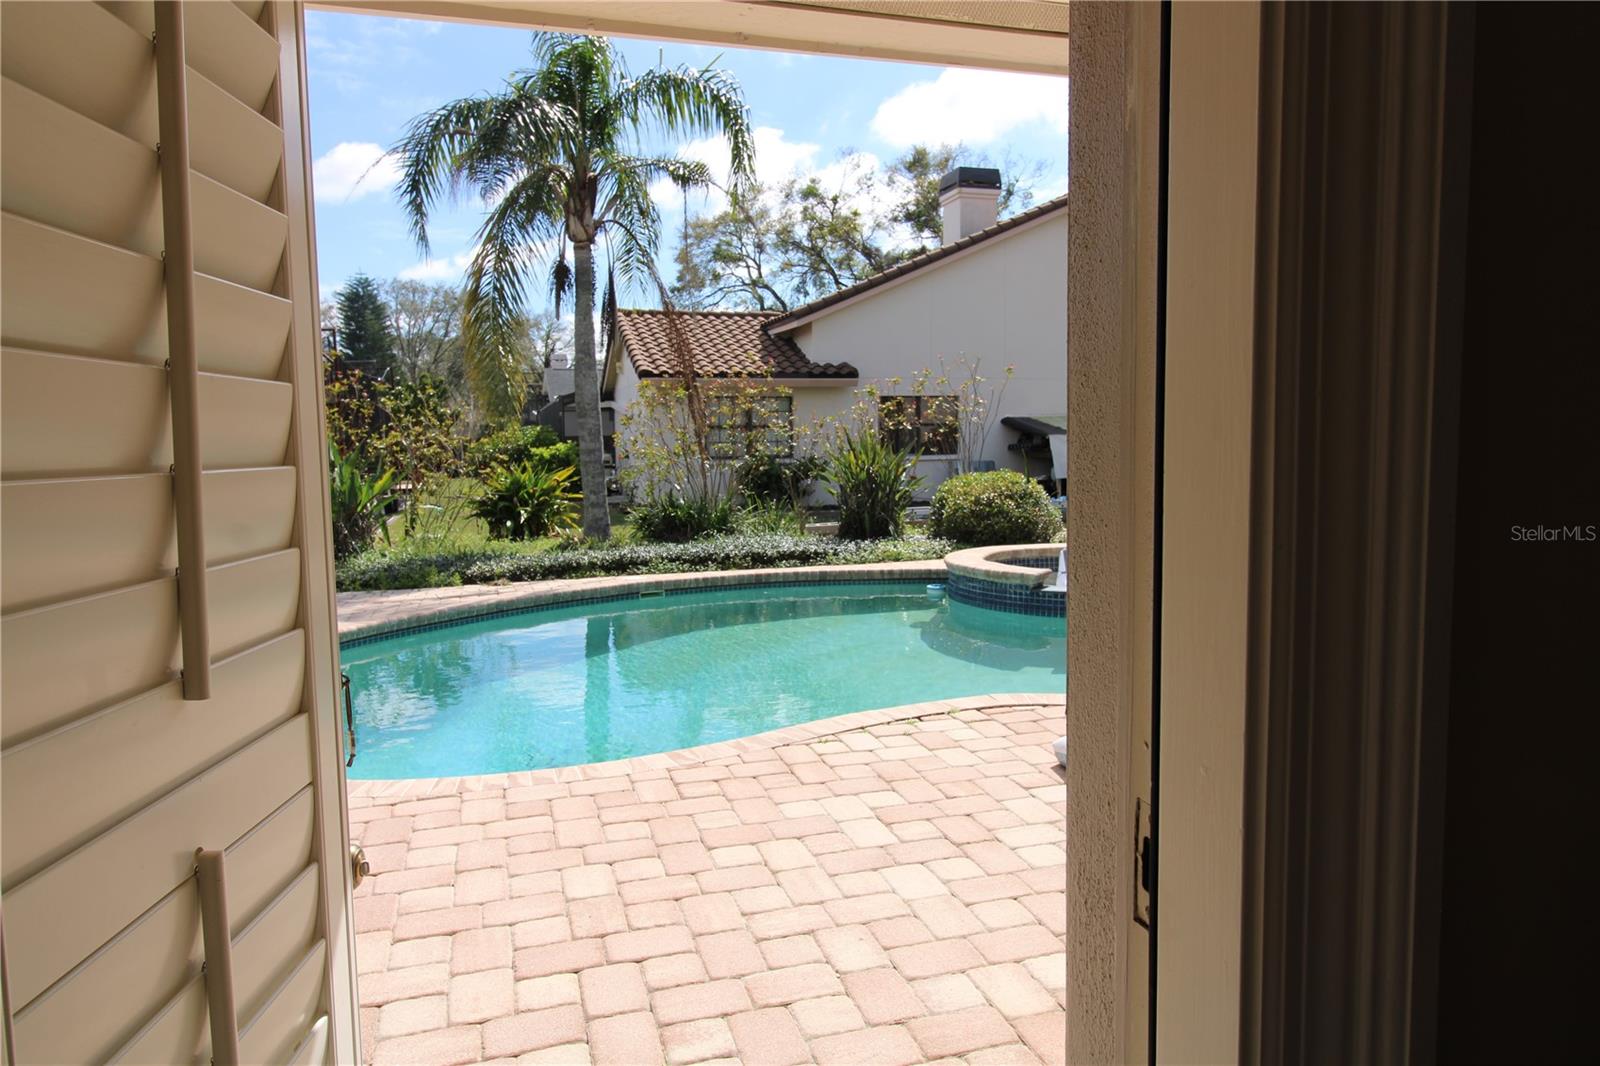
<box><xmin>543</xmin><ymin>353</ymin><xmax>574</xmax><ymax>399</ymax></box>
<box><xmin>938</xmin><ymin>167</ymin><xmax>1002</xmax><ymax>245</ymax></box>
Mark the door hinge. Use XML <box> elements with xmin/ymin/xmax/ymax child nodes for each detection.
<box><xmin>1134</xmin><ymin>796</ymin><xmax>1153</xmax><ymax>929</ymax></box>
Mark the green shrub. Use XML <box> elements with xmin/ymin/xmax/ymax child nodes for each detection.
<box><xmin>329</xmin><ymin>444</ymin><xmax>395</xmax><ymax>560</ymax></box>
<box><xmin>630</xmin><ymin>494</ymin><xmax>737</xmax><ymax>543</ymax></box>
<box><xmin>823</xmin><ymin>430</ymin><xmax>922</xmax><ymax>540</ymax></box>
<box><xmin>471</xmin><ymin>463</ymin><xmax>581</xmax><ymax>540</ymax></box>
<box><xmin>336</xmin><ymin>533</ymin><xmax>954</xmax><ymax>591</ymax></box>
<box><xmin>738</xmin><ymin>453</ymin><xmax>825</xmax><ymax>506</ymax></box>
<box><xmin>466</xmin><ymin>424</ymin><xmax>561</xmax><ymax>475</ymax></box>
<box><xmin>928</xmin><ymin>470</ymin><xmax>1063</xmax><ymax>546</ymax></box>
<box><xmin>523</xmin><ymin>441</ymin><xmax>579</xmax><ymax>475</ymax></box>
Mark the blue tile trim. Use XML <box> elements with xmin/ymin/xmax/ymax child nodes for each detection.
<box><xmin>946</xmin><ymin>572</ymin><xmax>1067</xmax><ymax>618</ymax></box>
<box><xmin>339</xmin><ymin>576</ymin><xmax>939</xmax><ymax>649</ymax></box>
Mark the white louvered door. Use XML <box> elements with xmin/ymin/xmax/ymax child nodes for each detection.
<box><xmin>0</xmin><ymin>2</ymin><xmax>357</xmax><ymax>1063</ymax></box>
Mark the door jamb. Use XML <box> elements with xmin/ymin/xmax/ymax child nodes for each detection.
<box><xmin>276</xmin><ymin>4</ymin><xmax>363</xmax><ymax>1062</ymax></box>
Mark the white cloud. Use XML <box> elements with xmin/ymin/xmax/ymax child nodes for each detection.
<box><xmin>313</xmin><ymin>142</ymin><xmax>402</xmax><ymax>204</ymax></box>
<box><xmin>1031</xmin><ymin>172</ymin><xmax>1070</xmax><ymax>203</ymax></box>
<box><xmin>648</xmin><ymin>126</ymin><xmax>821</xmax><ymax>213</ymax></box>
<box><xmin>399</xmin><ymin>250</ymin><xmax>473</xmax><ymax>282</ymax></box>
<box><xmin>871</xmin><ymin>69</ymin><xmax>1069</xmax><ymax>147</ymax></box>
<box><xmin>399</xmin><ymin>233</ymin><xmax>563</xmax><ymax>287</ymax></box>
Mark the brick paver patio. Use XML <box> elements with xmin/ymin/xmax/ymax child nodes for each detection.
<box><xmin>349</xmin><ymin>695</ymin><xmax>1066</xmax><ymax>1065</ymax></box>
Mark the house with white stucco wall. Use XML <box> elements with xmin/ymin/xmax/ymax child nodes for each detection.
<box><xmin>602</xmin><ymin>169</ymin><xmax>1068</xmax><ymax>501</ymax></box>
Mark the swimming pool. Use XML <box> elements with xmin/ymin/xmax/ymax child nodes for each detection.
<box><xmin>340</xmin><ymin>581</ymin><xmax>1065</xmax><ymax>779</ymax></box>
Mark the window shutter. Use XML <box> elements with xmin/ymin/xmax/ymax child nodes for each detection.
<box><xmin>1</xmin><ymin>3</ymin><xmax>354</xmax><ymax>1063</ymax></box>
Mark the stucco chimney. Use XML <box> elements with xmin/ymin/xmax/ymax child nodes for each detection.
<box><xmin>544</xmin><ymin>353</ymin><xmax>574</xmax><ymax>399</ymax></box>
<box><xmin>938</xmin><ymin>167</ymin><xmax>1001</xmax><ymax>245</ymax></box>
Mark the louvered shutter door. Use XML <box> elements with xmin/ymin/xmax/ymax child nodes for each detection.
<box><xmin>1</xmin><ymin>3</ymin><xmax>357</xmax><ymax>1063</ymax></box>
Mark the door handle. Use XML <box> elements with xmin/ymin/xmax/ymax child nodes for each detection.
<box><xmin>340</xmin><ymin>672</ymin><xmax>356</xmax><ymax>767</ymax></box>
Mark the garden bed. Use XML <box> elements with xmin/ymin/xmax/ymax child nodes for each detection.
<box><xmin>336</xmin><ymin>532</ymin><xmax>954</xmax><ymax>591</ymax></box>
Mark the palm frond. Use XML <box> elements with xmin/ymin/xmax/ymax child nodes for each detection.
<box><xmin>392</xmin><ymin>87</ymin><xmax>576</xmax><ymax>254</ymax></box>
<box><xmin>612</xmin><ymin>66</ymin><xmax>757</xmax><ymax>193</ymax></box>
<box><xmin>600</xmin><ymin>262</ymin><xmax>617</xmax><ymax>355</ymax></box>
<box><xmin>611</xmin><ymin>155</ymin><xmax>716</xmax><ymax>198</ymax></box>
<box><xmin>393</xmin><ymin>96</ymin><xmax>499</xmax><ymax>253</ymax></box>
<box><xmin>593</xmin><ymin>155</ymin><xmax>672</xmax><ymax>297</ymax></box>
<box><xmin>459</xmin><ymin>173</ymin><xmax>566</xmax><ymax>417</ymax></box>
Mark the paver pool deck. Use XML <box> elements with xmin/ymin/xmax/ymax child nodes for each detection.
<box><xmin>348</xmin><ymin>694</ymin><xmax>1067</xmax><ymax>1066</ymax></box>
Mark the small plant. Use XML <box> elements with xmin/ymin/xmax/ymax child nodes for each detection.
<box><xmin>738</xmin><ymin>453</ymin><xmax>824</xmax><ymax>508</ymax></box>
<box><xmin>928</xmin><ymin>469</ymin><xmax>1064</xmax><ymax>546</ymax></box>
<box><xmin>329</xmin><ymin>444</ymin><xmax>396</xmax><ymax>559</ymax></box>
<box><xmin>384</xmin><ymin>485</ymin><xmax>479</xmax><ymax>552</ymax></box>
<box><xmin>736</xmin><ymin>498</ymin><xmax>808</xmax><ymax>535</ymax></box>
<box><xmin>823</xmin><ymin>429</ymin><xmax>922</xmax><ymax>540</ymax></box>
<box><xmin>471</xmin><ymin>463</ymin><xmax>581</xmax><ymax>540</ymax></box>
<box><xmin>630</xmin><ymin>494</ymin><xmax>737</xmax><ymax>543</ymax></box>
<box><xmin>466</xmin><ymin>423</ymin><xmax>561</xmax><ymax>476</ymax></box>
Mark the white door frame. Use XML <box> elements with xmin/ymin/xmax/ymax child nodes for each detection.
<box><xmin>291</xmin><ymin>4</ymin><xmax>1075</xmax><ymax>1056</ymax></box>
<box><xmin>278</xmin><ymin>4</ymin><xmax>362</xmax><ymax>1062</ymax></box>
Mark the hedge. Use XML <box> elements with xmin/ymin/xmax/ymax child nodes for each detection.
<box><xmin>337</xmin><ymin>533</ymin><xmax>954</xmax><ymax>591</ymax></box>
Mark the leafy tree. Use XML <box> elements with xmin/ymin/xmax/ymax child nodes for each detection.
<box><xmin>393</xmin><ymin>33</ymin><xmax>756</xmax><ymax>539</ymax></box>
<box><xmin>323</xmin><ymin>362</ymin><xmax>383</xmax><ymax>469</ymax></box>
<box><xmin>887</xmin><ymin>144</ymin><xmax>1040</xmax><ymax>253</ymax></box>
<box><xmin>373</xmin><ymin>375</ymin><xmax>463</xmax><ymax>529</ymax></box>
<box><xmin>322</xmin><ymin>359</ymin><xmax>462</xmax><ymax>532</ymax></box>
<box><xmin>525</xmin><ymin>308</ymin><xmax>573</xmax><ymax>372</ymax></box>
<box><xmin>334</xmin><ymin>274</ymin><xmax>397</xmax><ymax>376</ymax></box>
<box><xmin>670</xmin><ymin>145</ymin><xmax>1047</xmax><ymax>310</ymax></box>
<box><xmin>670</xmin><ymin>196</ymin><xmax>790</xmax><ymax>310</ymax></box>
<box><xmin>776</xmin><ymin>160</ymin><xmax>900</xmax><ymax>300</ymax></box>
<box><xmin>668</xmin><ymin>162</ymin><xmax>891</xmax><ymax>312</ymax></box>
<box><xmin>382</xmin><ymin>279</ymin><xmax>463</xmax><ymax>383</ymax></box>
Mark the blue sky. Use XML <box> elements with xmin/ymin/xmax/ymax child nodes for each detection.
<box><xmin>306</xmin><ymin>11</ymin><xmax>1069</xmax><ymax>310</ymax></box>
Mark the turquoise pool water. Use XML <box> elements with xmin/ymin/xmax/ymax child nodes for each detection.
<box><xmin>341</xmin><ymin>582</ymin><xmax>1065</xmax><ymax>779</ymax></box>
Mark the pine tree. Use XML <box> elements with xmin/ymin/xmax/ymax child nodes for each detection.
<box><xmin>335</xmin><ymin>274</ymin><xmax>397</xmax><ymax>377</ymax></box>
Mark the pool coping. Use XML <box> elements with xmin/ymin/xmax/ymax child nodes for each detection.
<box><xmin>347</xmin><ymin>690</ymin><xmax>1066</xmax><ymax>798</ymax></box>
<box><xmin>943</xmin><ymin>543</ymin><xmax>1067</xmax><ymax>588</ymax></box>
<box><xmin>336</xmin><ymin>560</ymin><xmax>948</xmax><ymax>643</ymax></box>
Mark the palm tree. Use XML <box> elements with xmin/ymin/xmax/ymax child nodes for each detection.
<box><xmin>394</xmin><ymin>34</ymin><xmax>756</xmax><ymax>538</ymax></box>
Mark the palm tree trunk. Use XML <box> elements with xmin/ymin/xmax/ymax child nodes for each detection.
<box><xmin>571</xmin><ymin>240</ymin><xmax>611</xmax><ymax>538</ymax></box>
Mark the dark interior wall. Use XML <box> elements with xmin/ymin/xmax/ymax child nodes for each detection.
<box><xmin>1436</xmin><ymin>3</ymin><xmax>1600</xmax><ymax>1061</ymax></box>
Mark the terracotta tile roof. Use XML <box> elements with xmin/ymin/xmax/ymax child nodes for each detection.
<box><xmin>613</xmin><ymin>309</ymin><xmax>858</xmax><ymax>380</ymax></box>
<box><xmin>766</xmin><ymin>192</ymin><xmax>1069</xmax><ymax>331</ymax></box>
